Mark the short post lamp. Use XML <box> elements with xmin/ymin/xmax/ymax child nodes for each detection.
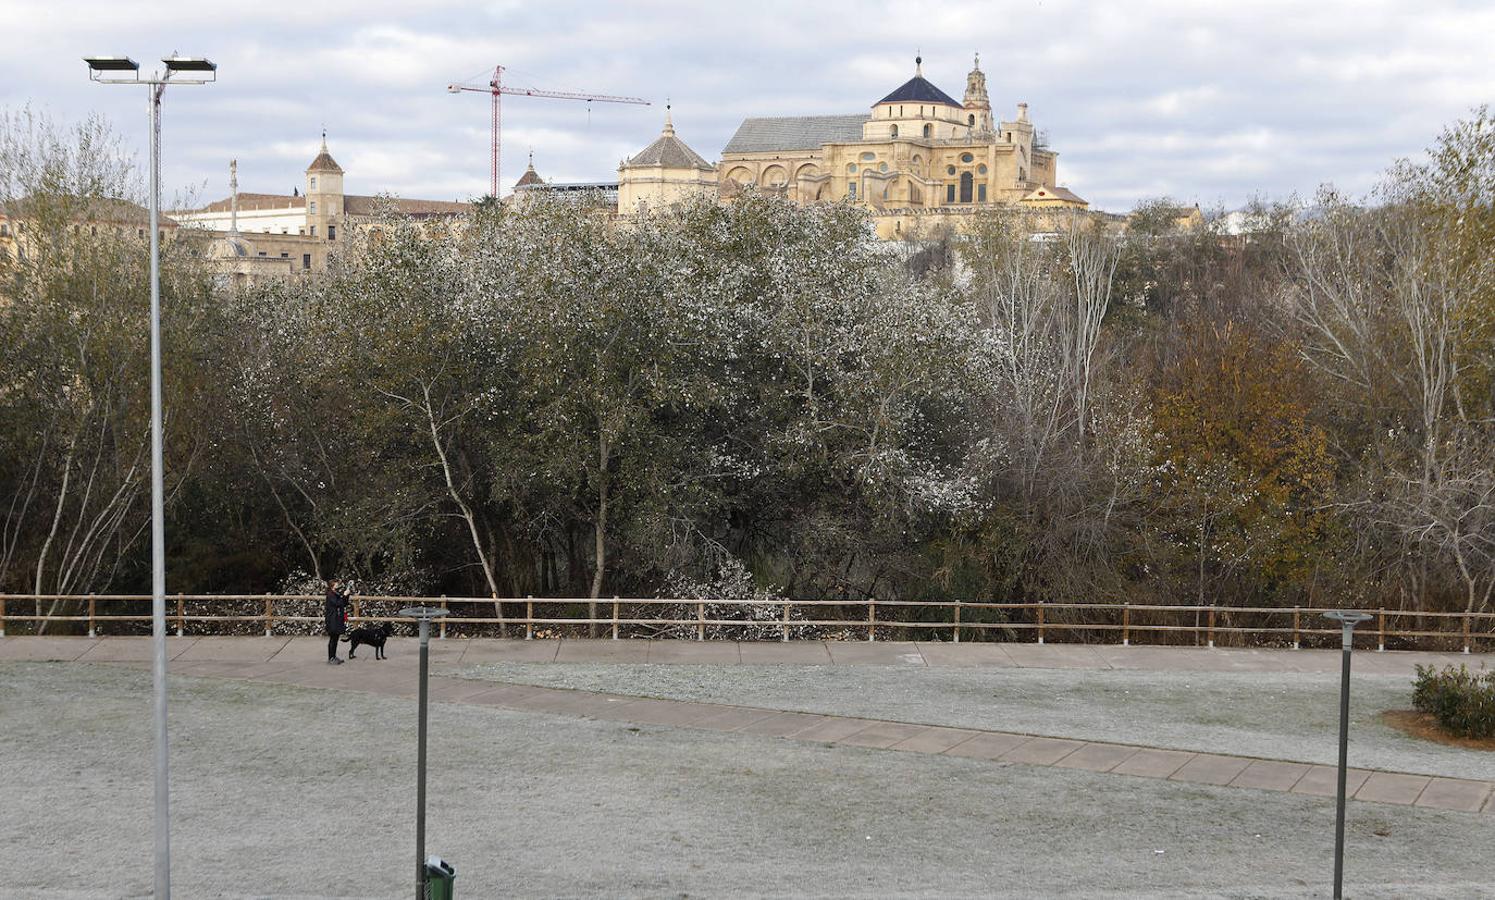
<box><xmin>84</xmin><ymin>54</ymin><xmax>216</xmax><ymax>900</ymax></box>
<box><xmin>1324</xmin><ymin>610</ymin><xmax>1371</xmax><ymax>900</ymax></box>
<box><xmin>400</xmin><ymin>606</ymin><xmax>450</xmax><ymax>899</ymax></box>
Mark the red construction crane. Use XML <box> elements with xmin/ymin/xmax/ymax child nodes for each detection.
<box><xmin>448</xmin><ymin>65</ymin><xmax>650</xmax><ymax>198</ymax></box>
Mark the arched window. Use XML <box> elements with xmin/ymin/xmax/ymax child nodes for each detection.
<box><xmin>890</xmin><ymin>124</ymin><xmax>898</xmax><ymax>138</ymax></box>
<box><xmin>968</xmin><ymin>114</ymin><xmax>975</xmax><ymax>127</ymax></box>
<box><xmin>922</xmin><ymin>124</ymin><xmax>932</xmax><ymax>139</ymax></box>
<box><xmin>959</xmin><ymin>172</ymin><xmax>973</xmax><ymax>203</ymax></box>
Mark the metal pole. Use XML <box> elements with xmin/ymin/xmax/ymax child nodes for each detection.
<box><xmin>1332</xmin><ymin>622</ymin><xmax>1351</xmax><ymax>900</ymax></box>
<box><xmin>1324</xmin><ymin>610</ymin><xmax>1367</xmax><ymax>900</ymax></box>
<box><xmin>416</xmin><ymin>614</ymin><xmax>430</xmax><ymax>900</ymax></box>
<box><xmin>148</xmin><ymin>77</ymin><xmax>171</xmax><ymax>900</ymax></box>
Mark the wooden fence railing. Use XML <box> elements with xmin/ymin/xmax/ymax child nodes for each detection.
<box><xmin>1</xmin><ymin>594</ymin><xmax>1492</xmax><ymax>653</ymax></box>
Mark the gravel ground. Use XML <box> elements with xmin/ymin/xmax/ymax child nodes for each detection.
<box><xmin>454</xmin><ymin>663</ymin><xmax>1495</xmax><ymax>781</ymax></box>
<box><xmin>2</xmin><ymin>663</ymin><xmax>1492</xmax><ymax>899</ymax></box>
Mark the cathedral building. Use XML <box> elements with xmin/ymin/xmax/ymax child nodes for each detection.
<box><xmin>617</xmin><ymin>55</ymin><xmax>1086</xmax><ymax>238</ymax></box>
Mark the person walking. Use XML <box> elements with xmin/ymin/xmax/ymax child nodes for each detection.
<box><xmin>324</xmin><ymin>579</ymin><xmax>349</xmax><ymax>664</ymax></box>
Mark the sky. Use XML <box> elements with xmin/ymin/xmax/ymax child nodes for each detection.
<box><xmin>2</xmin><ymin>0</ymin><xmax>1492</xmax><ymax>212</ymax></box>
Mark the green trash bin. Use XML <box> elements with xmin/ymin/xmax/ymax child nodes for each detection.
<box><xmin>424</xmin><ymin>856</ymin><xmax>455</xmax><ymax>900</ymax></box>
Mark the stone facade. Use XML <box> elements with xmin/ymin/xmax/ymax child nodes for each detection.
<box><xmin>170</xmin><ymin>135</ymin><xmax>471</xmax><ymax>284</ymax></box>
<box><xmin>616</xmin><ymin>55</ymin><xmax>1086</xmax><ymax>237</ymax></box>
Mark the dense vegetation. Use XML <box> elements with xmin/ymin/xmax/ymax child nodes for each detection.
<box><xmin>2</xmin><ymin>108</ymin><xmax>1491</xmax><ymax>635</ymax></box>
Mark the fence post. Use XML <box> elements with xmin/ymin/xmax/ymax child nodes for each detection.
<box><xmin>353</xmin><ymin>595</ymin><xmax>361</xmax><ymax>622</ymax></box>
<box><xmin>88</xmin><ymin>593</ymin><xmax>97</xmax><ymax>638</ymax></box>
<box><xmin>1463</xmin><ymin>615</ymin><xmax>1471</xmax><ymax>655</ymax></box>
<box><xmin>0</xmin><ymin>594</ymin><xmax>6</xmax><ymax>636</ymax></box>
<box><xmin>176</xmin><ymin>593</ymin><xmax>185</xmax><ymax>637</ymax></box>
<box><xmin>612</xmin><ymin>596</ymin><xmax>620</xmax><ymax>641</ymax></box>
<box><xmin>1122</xmin><ymin>603</ymin><xmax>1130</xmax><ymax>647</ymax></box>
<box><xmin>1037</xmin><ymin>602</ymin><xmax>1045</xmax><ymax>645</ymax></box>
<box><xmin>952</xmin><ymin>600</ymin><xmax>961</xmax><ymax>644</ymax></box>
<box><xmin>781</xmin><ymin>600</ymin><xmax>790</xmax><ymax>643</ymax></box>
<box><xmin>1207</xmin><ymin>607</ymin><xmax>1216</xmax><ymax>649</ymax></box>
<box><xmin>264</xmin><ymin>593</ymin><xmax>274</xmax><ymax>637</ymax></box>
<box><xmin>439</xmin><ymin>596</ymin><xmax>448</xmax><ymax>640</ymax></box>
<box><xmin>696</xmin><ymin>600</ymin><xmax>705</xmax><ymax>641</ymax></box>
<box><xmin>1292</xmin><ymin>607</ymin><xmax>1300</xmax><ymax>650</ymax></box>
<box><xmin>1377</xmin><ymin>608</ymin><xmax>1385</xmax><ymax>652</ymax></box>
<box><xmin>867</xmin><ymin>599</ymin><xmax>876</xmax><ymax>642</ymax></box>
<box><xmin>525</xmin><ymin>595</ymin><xmax>533</xmax><ymax>641</ymax></box>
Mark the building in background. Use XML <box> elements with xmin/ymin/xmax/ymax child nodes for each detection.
<box><xmin>171</xmin><ymin>135</ymin><xmax>471</xmax><ymax>285</ymax></box>
<box><xmin>615</xmin><ymin>54</ymin><xmax>1088</xmax><ymax>237</ymax></box>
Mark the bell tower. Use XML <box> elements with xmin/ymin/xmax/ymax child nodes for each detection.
<box><xmin>304</xmin><ymin>131</ymin><xmax>344</xmax><ymax>240</ymax></box>
<box><xmin>963</xmin><ymin>53</ymin><xmax>992</xmax><ymax>136</ymax></box>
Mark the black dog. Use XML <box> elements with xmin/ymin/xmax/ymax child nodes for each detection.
<box><xmin>341</xmin><ymin>622</ymin><xmax>394</xmax><ymax>660</ymax></box>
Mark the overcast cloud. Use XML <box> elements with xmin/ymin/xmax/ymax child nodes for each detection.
<box><xmin>2</xmin><ymin>0</ymin><xmax>1491</xmax><ymax>211</ymax></box>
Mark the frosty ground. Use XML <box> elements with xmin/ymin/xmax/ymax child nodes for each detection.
<box><xmin>1</xmin><ymin>661</ymin><xmax>1491</xmax><ymax>899</ymax></box>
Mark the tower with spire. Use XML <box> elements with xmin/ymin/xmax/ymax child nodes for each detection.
<box><xmin>963</xmin><ymin>53</ymin><xmax>993</xmax><ymax>136</ymax></box>
<box><xmin>304</xmin><ymin>130</ymin><xmax>344</xmax><ymax>240</ymax></box>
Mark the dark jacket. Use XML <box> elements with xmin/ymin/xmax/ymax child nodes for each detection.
<box><xmin>324</xmin><ymin>588</ymin><xmax>348</xmax><ymax>635</ymax></box>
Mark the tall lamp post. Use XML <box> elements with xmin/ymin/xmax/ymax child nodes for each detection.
<box><xmin>1324</xmin><ymin>610</ymin><xmax>1371</xmax><ymax>900</ymax></box>
<box><xmin>84</xmin><ymin>54</ymin><xmax>217</xmax><ymax>900</ymax></box>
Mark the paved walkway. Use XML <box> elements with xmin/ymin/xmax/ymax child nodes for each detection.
<box><xmin>6</xmin><ymin>636</ymin><xmax>1494</xmax><ymax>815</ymax></box>
<box><xmin>2</xmin><ymin>634</ymin><xmax>1488</xmax><ymax>675</ymax></box>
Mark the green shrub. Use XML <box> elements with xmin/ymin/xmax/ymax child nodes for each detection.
<box><xmin>1412</xmin><ymin>664</ymin><xmax>1495</xmax><ymax>739</ymax></box>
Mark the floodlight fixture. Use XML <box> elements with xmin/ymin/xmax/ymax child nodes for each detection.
<box><xmin>84</xmin><ymin>55</ymin><xmax>140</xmax><ymax>71</ymax></box>
<box><xmin>163</xmin><ymin>56</ymin><xmax>216</xmax><ymax>73</ymax></box>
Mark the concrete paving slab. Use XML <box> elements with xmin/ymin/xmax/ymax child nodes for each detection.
<box><xmin>889</xmin><ymin>726</ymin><xmax>983</xmax><ymax>755</ymax></box>
<box><xmin>996</xmin><ymin>643</ymin><xmax>1109</xmax><ymax>670</ymax></box>
<box><xmin>1413</xmin><ymin>778</ymin><xmax>1493</xmax><ymax>812</ymax></box>
<box><xmin>427</xmin><ymin>677</ymin><xmax>504</xmax><ymax>703</ymax></box>
<box><xmin>555</xmin><ymin>640</ymin><xmax>650</xmax><ymax>664</ymax></box>
<box><xmin>76</xmin><ymin>637</ymin><xmax>199</xmax><ymax>662</ymax></box>
<box><xmin>823</xmin><ymin>642</ymin><xmax>925</xmax><ymax>666</ymax></box>
<box><xmin>790</xmin><ymin>717</ymin><xmax>882</xmax><ymax>744</ymax></box>
<box><xmin>1355</xmin><ymin>772</ymin><xmax>1431</xmax><ymax>805</ymax></box>
<box><xmin>687</xmin><ymin>706</ymin><xmax>784</xmax><ymax>733</ymax></box>
<box><xmin>175</xmin><ymin>636</ymin><xmax>291</xmax><ymax>663</ymax></box>
<box><xmin>1002</xmin><ymin>737</ymin><xmax>1086</xmax><ymax>766</ymax></box>
<box><xmin>645</xmin><ymin>642</ymin><xmax>741</xmax><ymax>664</ymax></box>
<box><xmin>1292</xmin><ymin>765</ymin><xmax>1371</xmax><ymax>797</ymax></box>
<box><xmin>1230</xmin><ymin>760</ymin><xmax>1310</xmax><ymax>792</ymax></box>
<box><xmin>1169</xmin><ymin>753</ymin><xmax>1252</xmax><ymax>786</ymax></box>
<box><xmin>734</xmin><ymin>711</ymin><xmax>830</xmax><ymax>738</ymax></box>
<box><xmin>737</xmin><ymin>641</ymin><xmax>833</xmax><ymax>665</ymax></box>
<box><xmin>603</xmin><ymin>698</ymin><xmax>715</xmax><ymax>726</ymax></box>
<box><xmin>914</xmin><ymin>642</ymin><xmax>1016</xmax><ymax>668</ymax></box>
<box><xmin>941</xmin><ymin>732</ymin><xmax>1028</xmax><ymax>760</ymax></box>
<box><xmin>1111</xmin><ymin>748</ymin><xmax>1195</xmax><ymax>779</ymax></box>
<box><xmin>0</xmin><ymin>637</ymin><xmax>98</xmax><ymax>661</ymax></box>
<box><xmin>1271</xmin><ymin>651</ymin><xmax>1347</xmax><ymax>674</ymax></box>
<box><xmin>372</xmin><ymin>637</ymin><xmax>467</xmax><ymax>662</ymax></box>
<box><xmin>460</xmin><ymin>683</ymin><xmax>548</xmax><ymax>707</ymax></box>
<box><xmin>458</xmin><ymin>640</ymin><xmax>559</xmax><ymax>664</ymax></box>
<box><xmin>1053</xmin><ymin>742</ymin><xmax>1140</xmax><ymax>773</ymax></box>
<box><xmin>836</xmin><ymin>721</ymin><xmax>932</xmax><ymax>749</ymax></box>
<box><xmin>269</xmin><ymin>636</ymin><xmax>337</xmax><ymax>662</ymax></box>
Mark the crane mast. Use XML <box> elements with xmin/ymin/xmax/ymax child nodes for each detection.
<box><xmin>448</xmin><ymin>65</ymin><xmax>649</xmax><ymax>198</ymax></box>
